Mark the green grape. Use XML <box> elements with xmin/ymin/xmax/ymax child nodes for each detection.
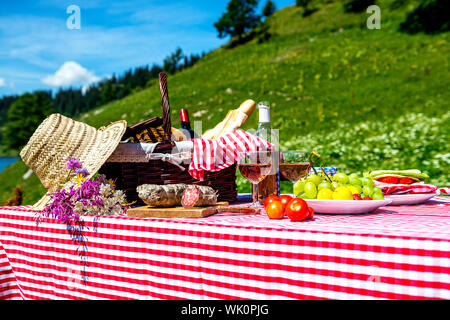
<box><xmin>333</xmin><ymin>173</ymin><xmax>349</xmax><ymax>184</ymax></box>
<box><xmin>361</xmin><ymin>177</ymin><xmax>375</xmax><ymax>187</ymax></box>
<box><xmin>363</xmin><ymin>185</ymin><xmax>374</xmax><ymax>196</ymax></box>
<box><xmin>304</xmin><ymin>182</ymin><xmax>318</xmax><ymax>199</ymax></box>
<box><xmin>372</xmin><ymin>191</ymin><xmax>384</xmax><ymax>200</ymax></box>
<box><xmin>348</xmin><ymin>173</ymin><xmax>359</xmax><ymax>180</ymax></box>
<box><xmin>293</xmin><ymin>179</ymin><xmax>307</xmax><ymax>196</ymax></box>
<box><xmin>307</xmin><ymin>174</ymin><xmax>323</xmax><ymax>186</ymax></box>
<box><xmin>318</xmin><ymin>181</ymin><xmax>333</xmax><ymax>191</ymax></box>
<box><xmin>297</xmin><ymin>192</ymin><xmax>308</xmax><ymax>199</ymax></box>
<box><xmin>347</xmin><ymin>184</ymin><xmax>362</xmax><ymax>195</ymax></box>
<box><xmin>372</xmin><ymin>187</ymin><xmax>384</xmax><ymax>197</ymax></box>
<box><xmin>372</xmin><ymin>187</ymin><xmax>381</xmax><ymax>193</ymax></box>
<box><xmin>331</xmin><ymin>181</ymin><xmax>341</xmax><ymax>191</ymax></box>
<box><xmin>300</xmin><ymin>193</ymin><xmax>315</xmax><ymax>199</ymax></box>
<box><xmin>349</xmin><ymin>177</ymin><xmax>362</xmax><ymax>187</ymax></box>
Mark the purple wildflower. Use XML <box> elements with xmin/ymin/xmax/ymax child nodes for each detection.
<box><xmin>36</xmin><ymin>173</ymin><xmax>128</xmax><ymax>225</ymax></box>
<box><xmin>75</xmin><ymin>168</ymin><xmax>90</xmax><ymax>177</ymax></box>
<box><xmin>67</xmin><ymin>158</ymin><xmax>82</xmax><ymax>171</ymax></box>
<box><xmin>40</xmin><ymin>185</ymin><xmax>80</xmax><ymax>224</ymax></box>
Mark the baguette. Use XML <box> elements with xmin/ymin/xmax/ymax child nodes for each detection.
<box><xmin>203</xmin><ymin>99</ymin><xmax>256</xmax><ymax>140</ymax></box>
<box><xmin>171</xmin><ymin>127</ymin><xmax>187</xmax><ymax>141</ymax></box>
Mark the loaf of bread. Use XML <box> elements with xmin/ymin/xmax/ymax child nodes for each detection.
<box><xmin>202</xmin><ymin>99</ymin><xmax>256</xmax><ymax>140</ymax></box>
<box><xmin>171</xmin><ymin>127</ymin><xmax>187</xmax><ymax>141</ymax></box>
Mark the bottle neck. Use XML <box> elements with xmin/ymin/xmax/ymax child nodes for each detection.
<box><xmin>258</xmin><ymin>105</ymin><xmax>270</xmax><ymax>123</ymax></box>
<box><xmin>180</xmin><ymin>109</ymin><xmax>191</xmax><ymax>129</ymax></box>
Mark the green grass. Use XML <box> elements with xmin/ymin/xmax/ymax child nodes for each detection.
<box><xmin>1</xmin><ymin>0</ymin><xmax>449</xmax><ymax>204</ymax></box>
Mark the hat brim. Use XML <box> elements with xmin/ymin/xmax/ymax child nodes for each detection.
<box><xmin>20</xmin><ymin>114</ymin><xmax>127</xmax><ymax>211</ymax></box>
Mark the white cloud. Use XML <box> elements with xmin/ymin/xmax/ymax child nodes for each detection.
<box><xmin>0</xmin><ymin>78</ymin><xmax>5</xmax><ymax>86</ymax></box>
<box><xmin>41</xmin><ymin>61</ymin><xmax>100</xmax><ymax>91</ymax></box>
<box><xmin>0</xmin><ymin>3</ymin><xmax>224</xmax><ymax>94</ymax></box>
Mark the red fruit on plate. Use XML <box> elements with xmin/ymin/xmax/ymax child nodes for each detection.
<box><xmin>307</xmin><ymin>207</ymin><xmax>315</xmax><ymax>220</ymax></box>
<box><xmin>285</xmin><ymin>198</ymin><xmax>309</xmax><ymax>222</ymax></box>
<box><xmin>378</xmin><ymin>176</ymin><xmax>399</xmax><ymax>184</ymax></box>
<box><xmin>353</xmin><ymin>194</ymin><xmax>363</xmax><ymax>200</ymax></box>
<box><xmin>264</xmin><ymin>195</ymin><xmax>279</xmax><ymax>209</ymax></box>
<box><xmin>399</xmin><ymin>177</ymin><xmax>414</xmax><ymax>185</ymax></box>
<box><xmin>279</xmin><ymin>195</ymin><xmax>293</xmax><ymax>215</ymax></box>
<box><xmin>363</xmin><ymin>196</ymin><xmax>373</xmax><ymax>200</ymax></box>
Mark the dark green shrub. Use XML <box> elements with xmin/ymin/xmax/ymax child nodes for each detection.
<box><xmin>400</xmin><ymin>0</ymin><xmax>450</xmax><ymax>34</ymax></box>
<box><xmin>343</xmin><ymin>0</ymin><xmax>375</xmax><ymax>13</ymax></box>
<box><xmin>390</xmin><ymin>0</ymin><xmax>409</xmax><ymax>10</ymax></box>
<box><xmin>296</xmin><ymin>0</ymin><xmax>312</xmax><ymax>9</ymax></box>
<box><xmin>3</xmin><ymin>92</ymin><xmax>54</xmax><ymax>150</ymax></box>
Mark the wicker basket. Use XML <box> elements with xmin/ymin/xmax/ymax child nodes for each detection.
<box><xmin>99</xmin><ymin>72</ymin><xmax>238</xmax><ymax>205</ymax></box>
<box><xmin>122</xmin><ymin>117</ymin><xmax>166</xmax><ymax>143</ymax></box>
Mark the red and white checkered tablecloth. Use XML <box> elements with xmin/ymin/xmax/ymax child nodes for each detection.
<box><xmin>1</xmin><ymin>196</ymin><xmax>449</xmax><ymax>300</ymax></box>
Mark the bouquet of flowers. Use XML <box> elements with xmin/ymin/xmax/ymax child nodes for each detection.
<box><xmin>36</xmin><ymin>158</ymin><xmax>129</xmax><ymax>224</ymax></box>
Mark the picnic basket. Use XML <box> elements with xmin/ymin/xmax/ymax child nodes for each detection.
<box><xmin>122</xmin><ymin>117</ymin><xmax>166</xmax><ymax>143</ymax></box>
<box><xmin>99</xmin><ymin>72</ymin><xmax>238</xmax><ymax>205</ymax></box>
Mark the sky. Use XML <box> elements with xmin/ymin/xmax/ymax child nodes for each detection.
<box><xmin>0</xmin><ymin>0</ymin><xmax>294</xmax><ymax>98</ymax></box>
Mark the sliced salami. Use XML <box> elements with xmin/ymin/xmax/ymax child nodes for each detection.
<box><xmin>181</xmin><ymin>185</ymin><xmax>218</xmax><ymax>208</ymax></box>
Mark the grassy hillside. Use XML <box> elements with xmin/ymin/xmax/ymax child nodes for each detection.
<box><xmin>1</xmin><ymin>0</ymin><xmax>449</xmax><ymax>205</ymax></box>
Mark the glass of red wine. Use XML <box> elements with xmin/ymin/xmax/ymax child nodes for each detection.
<box><xmin>238</xmin><ymin>151</ymin><xmax>273</xmax><ymax>208</ymax></box>
<box><xmin>280</xmin><ymin>151</ymin><xmax>311</xmax><ymax>186</ymax></box>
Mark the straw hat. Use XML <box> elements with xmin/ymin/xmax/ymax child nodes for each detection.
<box><xmin>20</xmin><ymin>113</ymin><xmax>127</xmax><ymax>211</ymax></box>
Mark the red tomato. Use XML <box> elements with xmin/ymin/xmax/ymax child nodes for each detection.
<box><xmin>265</xmin><ymin>200</ymin><xmax>285</xmax><ymax>220</ymax></box>
<box><xmin>353</xmin><ymin>194</ymin><xmax>363</xmax><ymax>200</ymax></box>
<box><xmin>279</xmin><ymin>195</ymin><xmax>293</xmax><ymax>215</ymax></box>
<box><xmin>285</xmin><ymin>198</ymin><xmax>309</xmax><ymax>222</ymax></box>
<box><xmin>264</xmin><ymin>195</ymin><xmax>279</xmax><ymax>209</ymax></box>
<box><xmin>307</xmin><ymin>207</ymin><xmax>315</xmax><ymax>220</ymax></box>
<box><xmin>378</xmin><ymin>176</ymin><xmax>399</xmax><ymax>184</ymax></box>
<box><xmin>399</xmin><ymin>177</ymin><xmax>414</xmax><ymax>185</ymax></box>
<box><xmin>363</xmin><ymin>196</ymin><xmax>373</xmax><ymax>200</ymax></box>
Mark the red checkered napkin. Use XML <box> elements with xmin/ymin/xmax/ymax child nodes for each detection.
<box><xmin>189</xmin><ymin>130</ymin><xmax>274</xmax><ymax>181</ymax></box>
<box><xmin>439</xmin><ymin>187</ymin><xmax>450</xmax><ymax>195</ymax></box>
<box><xmin>381</xmin><ymin>183</ymin><xmax>438</xmax><ymax>195</ymax></box>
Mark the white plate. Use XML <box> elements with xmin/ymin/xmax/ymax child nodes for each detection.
<box><xmin>304</xmin><ymin>199</ymin><xmax>392</xmax><ymax>214</ymax></box>
<box><xmin>384</xmin><ymin>192</ymin><xmax>439</xmax><ymax>206</ymax></box>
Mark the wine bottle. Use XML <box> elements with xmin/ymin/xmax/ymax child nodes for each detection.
<box><xmin>179</xmin><ymin>108</ymin><xmax>198</xmax><ymax>139</ymax></box>
<box><xmin>252</xmin><ymin>102</ymin><xmax>280</xmax><ymax>204</ymax></box>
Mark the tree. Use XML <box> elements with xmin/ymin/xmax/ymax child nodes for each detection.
<box><xmin>296</xmin><ymin>0</ymin><xmax>312</xmax><ymax>9</ymax></box>
<box><xmin>214</xmin><ymin>0</ymin><xmax>261</xmax><ymax>39</ymax></box>
<box><xmin>163</xmin><ymin>47</ymin><xmax>184</xmax><ymax>74</ymax></box>
<box><xmin>100</xmin><ymin>81</ymin><xmax>118</xmax><ymax>104</ymax></box>
<box><xmin>0</xmin><ymin>95</ymin><xmax>18</xmax><ymax>126</ymax></box>
<box><xmin>3</xmin><ymin>91</ymin><xmax>54</xmax><ymax>150</ymax></box>
<box><xmin>262</xmin><ymin>0</ymin><xmax>276</xmax><ymax>18</ymax></box>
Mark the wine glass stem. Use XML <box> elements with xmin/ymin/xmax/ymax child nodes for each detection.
<box><xmin>252</xmin><ymin>183</ymin><xmax>258</xmax><ymax>203</ymax></box>
<box><xmin>251</xmin><ymin>183</ymin><xmax>261</xmax><ymax>208</ymax></box>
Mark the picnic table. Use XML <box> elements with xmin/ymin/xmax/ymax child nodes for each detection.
<box><xmin>1</xmin><ymin>195</ymin><xmax>449</xmax><ymax>300</ymax></box>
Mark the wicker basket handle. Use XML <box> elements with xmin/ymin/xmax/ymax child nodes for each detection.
<box><xmin>158</xmin><ymin>72</ymin><xmax>172</xmax><ymax>142</ymax></box>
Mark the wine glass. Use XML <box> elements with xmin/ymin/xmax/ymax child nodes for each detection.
<box><xmin>280</xmin><ymin>151</ymin><xmax>311</xmax><ymax>186</ymax></box>
<box><xmin>238</xmin><ymin>151</ymin><xmax>273</xmax><ymax>208</ymax></box>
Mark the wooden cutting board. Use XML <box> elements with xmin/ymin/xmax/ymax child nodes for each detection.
<box><xmin>127</xmin><ymin>202</ymin><xmax>230</xmax><ymax>219</ymax></box>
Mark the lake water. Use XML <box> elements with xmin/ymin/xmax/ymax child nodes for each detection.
<box><xmin>0</xmin><ymin>157</ymin><xmax>18</xmax><ymax>173</ymax></box>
